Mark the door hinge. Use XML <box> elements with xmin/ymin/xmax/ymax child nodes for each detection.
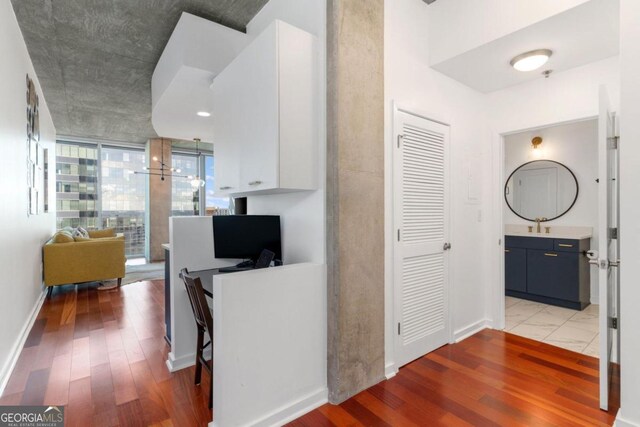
<box><xmin>398</xmin><ymin>322</ymin><xmax>401</xmax><ymax>335</ymax></box>
<box><xmin>609</xmin><ymin>227</ymin><xmax>618</xmax><ymax>240</ymax></box>
<box><xmin>609</xmin><ymin>317</ymin><xmax>618</xmax><ymax>330</ymax></box>
<box><xmin>443</xmin><ymin>242</ymin><xmax>452</xmax><ymax>251</ymax></box>
<box><xmin>397</xmin><ymin>134</ymin><xmax>403</xmax><ymax>148</ymax></box>
<box><xmin>608</xmin><ymin>136</ymin><xmax>619</xmax><ymax>149</ymax></box>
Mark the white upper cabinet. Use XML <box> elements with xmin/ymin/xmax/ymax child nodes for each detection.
<box><xmin>212</xmin><ymin>20</ymin><xmax>318</xmax><ymax>197</ymax></box>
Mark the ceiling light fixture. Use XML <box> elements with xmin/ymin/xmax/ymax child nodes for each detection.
<box><xmin>197</xmin><ymin>111</ymin><xmax>211</xmax><ymax>117</ymax></box>
<box><xmin>135</xmin><ymin>139</ymin><xmax>190</xmax><ymax>182</ymax></box>
<box><xmin>510</xmin><ymin>49</ymin><xmax>552</xmax><ymax>72</ymax></box>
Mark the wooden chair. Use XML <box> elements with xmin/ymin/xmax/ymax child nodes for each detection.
<box><xmin>179</xmin><ymin>268</ymin><xmax>213</xmax><ymax>408</ymax></box>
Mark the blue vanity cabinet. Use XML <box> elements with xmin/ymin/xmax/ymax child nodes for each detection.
<box><xmin>505</xmin><ymin>248</ymin><xmax>527</xmax><ymax>292</ymax></box>
<box><xmin>505</xmin><ymin>236</ymin><xmax>590</xmax><ymax>310</ymax></box>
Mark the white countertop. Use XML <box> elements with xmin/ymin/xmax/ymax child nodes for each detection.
<box><xmin>504</xmin><ymin>224</ymin><xmax>592</xmax><ymax>240</ymax></box>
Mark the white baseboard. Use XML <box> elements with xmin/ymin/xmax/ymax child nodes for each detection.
<box><xmin>212</xmin><ymin>387</ymin><xmax>328</xmax><ymax>427</ymax></box>
<box><xmin>0</xmin><ymin>288</ymin><xmax>47</xmax><ymax>396</ymax></box>
<box><xmin>616</xmin><ymin>412</ymin><xmax>640</xmax><ymax>427</ymax></box>
<box><xmin>454</xmin><ymin>319</ymin><xmax>489</xmax><ymax>343</ymax></box>
<box><xmin>165</xmin><ymin>351</ymin><xmax>195</xmax><ymax>372</ymax></box>
<box><xmin>385</xmin><ymin>362</ymin><xmax>397</xmax><ymax>379</ymax></box>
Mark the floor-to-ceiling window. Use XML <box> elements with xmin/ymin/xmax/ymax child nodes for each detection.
<box><xmin>101</xmin><ymin>146</ymin><xmax>146</xmax><ymax>257</ymax></box>
<box><xmin>55</xmin><ymin>140</ymin><xmax>147</xmax><ymax>258</ymax></box>
<box><xmin>56</xmin><ymin>142</ymin><xmax>99</xmax><ymax>229</ymax></box>
<box><xmin>171</xmin><ymin>153</ymin><xmax>200</xmax><ymax>216</ymax></box>
<box><xmin>205</xmin><ymin>155</ymin><xmax>231</xmax><ymax>215</ymax></box>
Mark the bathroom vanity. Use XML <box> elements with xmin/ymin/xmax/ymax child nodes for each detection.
<box><xmin>504</xmin><ymin>159</ymin><xmax>591</xmax><ymax>310</ymax></box>
<box><xmin>505</xmin><ymin>232</ymin><xmax>591</xmax><ymax>310</ymax></box>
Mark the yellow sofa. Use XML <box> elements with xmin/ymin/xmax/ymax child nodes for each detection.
<box><xmin>43</xmin><ymin>228</ymin><xmax>126</xmax><ymax>293</ymax></box>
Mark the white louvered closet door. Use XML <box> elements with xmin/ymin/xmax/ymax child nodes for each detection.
<box><xmin>393</xmin><ymin>109</ymin><xmax>450</xmax><ymax>368</ymax></box>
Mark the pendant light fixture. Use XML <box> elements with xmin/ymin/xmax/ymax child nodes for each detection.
<box><xmin>135</xmin><ymin>138</ymin><xmax>190</xmax><ymax>181</ymax></box>
<box><xmin>190</xmin><ymin>138</ymin><xmax>206</xmax><ymax>189</ymax></box>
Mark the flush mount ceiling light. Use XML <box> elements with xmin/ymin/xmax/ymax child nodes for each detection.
<box><xmin>510</xmin><ymin>49</ymin><xmax>552</xmax><ymax>72</ymax></box>
<box><xmin>197</xmin><ymin>111</ymin><xmax>211</xmax><ymax>117</ymax></box>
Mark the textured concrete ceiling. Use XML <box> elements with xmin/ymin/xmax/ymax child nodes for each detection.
<box><xmin>11</xmin><ymin>0</ymin><xmax>269</xmax><ymax>143</ymax></box>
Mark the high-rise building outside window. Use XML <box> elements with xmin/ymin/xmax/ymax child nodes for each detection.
<box><xmin>56</xmin><ymin>142</ymin><xmax>99</xmax><ymax>230</ymax></box>
<box><xmin>101</xmin><ymin>146</ymin><xmax>146</xmax><ymax>257</ymax></box>
<box><xmin>55</xmin><ymin>141</ymin><xmax>147</xmax><ymax>258</ymax></box>
<box><xmin>172</xmin><ymin>154</ymin><xmax>200</xmax><ymax>216</ymax></box>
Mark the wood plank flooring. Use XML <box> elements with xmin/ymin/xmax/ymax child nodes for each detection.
<box><xmin>289</xmin><ymin>329</ymin><xmax>619</xmax><ymax>427</ymax></box>
<box><xmin>1</xmin><ymin>280</ymin><xmax>618</xmax><ymax>426</ymax></box>
<box><xmin>0</xmin><ymin>281</ymin><xmax>212</xmax><ymax>427</ymax></box>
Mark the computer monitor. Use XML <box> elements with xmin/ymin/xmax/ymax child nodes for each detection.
<box><xmin>212</xmin><ymin>215</ymin><xmax>282</xmax><ymax>262</ymax></box>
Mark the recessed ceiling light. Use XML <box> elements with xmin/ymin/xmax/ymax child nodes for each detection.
<box><xmin>510</xmin><ymin>49</ymin><xmax>552</xmax><ymax>72</ymax></box>
<box><xmin>197</xmin><ymin>111</ymin><xmax>211</xmax><ymax>117</ymax></box>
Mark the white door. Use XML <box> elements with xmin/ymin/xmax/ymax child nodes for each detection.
<box><xmin>597</xmin><ymin>85</ymin><xmax>620</xmax><ymax>411</ymax></box>
<box><xmin>393</xmin><ymin>109</ymin><xmax>450</xmax><ymax>368</ymax></box>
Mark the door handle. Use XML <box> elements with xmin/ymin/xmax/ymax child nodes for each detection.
<box><xmin>443</xmin><ymin>242</ymin><xmax>451</xmax><ymax>251</ymax></box>
<box><xmin>544</xmin><ymin>253</ymin><xmax>558</xmax><ymax>257</ymax></box>
<box><xmin>219</xmin><ymin>186</ymin><xmax>232</xmax><ymax>190</ymax></box>
<box><xmin>248</xmin><ymin>181</ymin><xmax>263</xmax><ymax>186</ymax></box>
<box><xmin>558</xmin><ymin>244</ymin><xmax>573</xmax><ymax>248</ymax></box>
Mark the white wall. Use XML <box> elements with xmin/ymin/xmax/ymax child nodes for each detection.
<box><xmin>428</xmin><ymin>0</ymin><xmax>591</xmax><ymax>65</ymax></box>
<box><xmin>487</xmin><ymin>56</ymin><xmax>620</xmax><ymax>133</ymax></box>
<box><xmin>504</xmin><ymin>120</ymin><xmax>600</xmax><ymax>302</ymax></box>
<box><xmin>245</xmin><ymin>0</ymin><xmax>327</xmax><ymax>267</ymax></box>
<box><xmin>167</xmin><ymin>216</ymin><xmax>238</xmax><ymax>372</ymax></box>
<box><xmin>212</xmin><ymin>263</ymin><xmax>327</xmax><ymax>427</ymax></box>
<box><xmin>617</xmin><ymin>0</ymin><xmax>640</xmax><ymax>425</ymax></box>
<box><xmin>0</xmin><ymin>2</ymin><xmax>56</xmax><ymax>392</ymax></box>
<box><xmin>385</xmin><ymin>0</ymin><xmax>495</xmax><ymax>376</ymax></box>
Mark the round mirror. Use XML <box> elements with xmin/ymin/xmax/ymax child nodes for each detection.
<box><xmin>504</xmin><ymin>160</ymin><xmax>578</xmax><ymax>221</ymax></box>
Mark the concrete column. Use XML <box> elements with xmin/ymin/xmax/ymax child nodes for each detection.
<box><xmin>326</xmin><ymin>0</ymin><xmax>385</xmax><ymax>404</ymax></box>
<box><xmin>145</xmin><ymin>138</ymin><xmax>172</xmax><ymax>262</ymax></box>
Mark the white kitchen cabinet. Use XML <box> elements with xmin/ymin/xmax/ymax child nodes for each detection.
<box><xmin>212</xmin><ymin>20</ymin><xmax>317</xmax><ymax>197</ymax></box>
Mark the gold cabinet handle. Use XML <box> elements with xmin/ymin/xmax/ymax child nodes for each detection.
<box><xmin>544</xmin><ymin>253</ymin><xmax>558</xmax><ymax>257</ymax></box>
<box><xmin>505</xmin><ymin>249</ymin><xmax>510</xmax><ymax>253</ymax></box>
<box><xmin>558</xmin><ymin>244</ymin><xmax>573</xmax><ymax>248</ymax></box>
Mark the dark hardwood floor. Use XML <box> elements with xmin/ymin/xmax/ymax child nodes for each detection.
<box><xmin>0</xmin><ymin>280</ymin><xmax>212</xmax><ymax>427</ymax></box>
<box><xmin>1</xmin><ymin>280</ymin><xmax>619</xmax><ymax>427</ymax></box>
<box><xmin>289</xmin><ymin>329</ymin><xmax>620</xmax><ymax>427</ymax></box>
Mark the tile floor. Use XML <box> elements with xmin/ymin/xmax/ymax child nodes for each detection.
<box><xmin>504</xmin><ymin>296</ymin><xmax>599</xmax><ymax>356</ymax></box>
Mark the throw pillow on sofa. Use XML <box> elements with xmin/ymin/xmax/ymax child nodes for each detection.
<box><xmin>52</xmin><ymin>231</ymin><xmax>74</xmax><ymax>243</ymax></box>
<box><xmin>72</xmin><ymin>227</ymin><xmax>89</xmax><ymax>239</ymax></box>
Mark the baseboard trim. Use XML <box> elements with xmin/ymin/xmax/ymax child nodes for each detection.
<box><xmin>385</xmin><ymin>362</ymin><xmax>397</xmax><ymax>379</ymax></box>
<box><xmin>212</xmin><ymin>387</ymin><xmax>328</xmax><ymax>427</ymax></box>
<box><xmin>615</xmin><ymin>412</ymin><xmax>640</xmax><ymax>427</ymax></box>
<box><xmin>0</xmin><ymin>287</ymin><xmax>47</xmax><ymax>396</ymax></box>
<box><xmin>454</xmin><ymin>319</ymin><xmax>489</xmax><ymax>343</ymax></box>
<box><xmin>165</xmin><ymin>351</ymin><xmax>195</xmax><ymax>373</ymax></box>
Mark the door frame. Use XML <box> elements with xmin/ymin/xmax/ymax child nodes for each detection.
<box><xmin>490</xmin><ymin>115</ymin><xmax>598</xmax><ymax>330</ymax></box>
<box><xmin>389</xmin><ymin>103</ymin><xmax>454</xmax><ymax>373</ymax></box>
